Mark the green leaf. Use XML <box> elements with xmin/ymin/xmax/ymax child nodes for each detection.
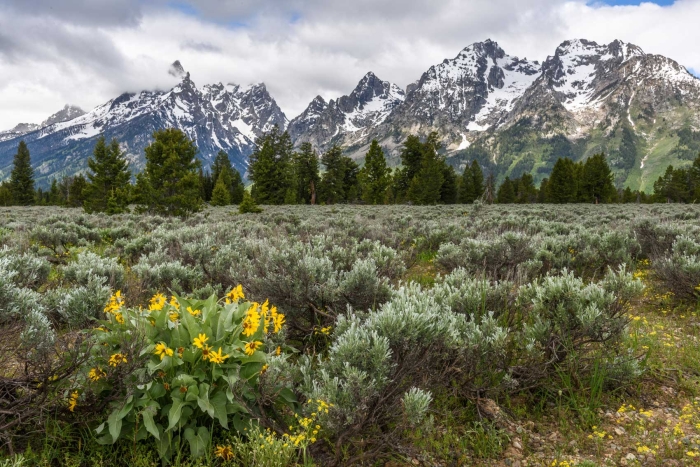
<box><xmin>167</xmin><ymin>399</ymin><xmax>185</xmax><ymax>431</ymax></box>
<box><xmin>215</xmin><ymin>304</ymin><xmax>233</xmax><ymax>342</ymax></box>
<box><xmin>142</xmin><ymin>407</ymin><xmax>160</xmax><ymax>440</ymax></box>
<box><xmin>107</xmin><ymin>410</ymin><xmax>123</xmax><ymax>443</ymax></box>
<box><xmin>196</xmin><ymin>383</ymin><xmax>214</xmax><ymax>418</ymax></box>
<box><xmin>240</xmin><ymin>362</ymin><xmax>263</xmax><ymax>380</ymax></box>
<box><xmin>183</xmin><ymin>426</ymin><xmax>209</xmax><ymax>459</ymax></box>
<box><xmin>210</xmin><ymin>391</ymin><xmax>228</xmax><ymax>429</ymax></box>
<box><xmin>278</xmin><ymin>388</ymin><xmax>298</xmax><ymax>408</ymax></box>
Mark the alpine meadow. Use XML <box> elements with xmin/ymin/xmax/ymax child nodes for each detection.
<box><xmin>3</xmin><ymin>1</ymin><xmax>700</xmax><ymax>466</ymax></box>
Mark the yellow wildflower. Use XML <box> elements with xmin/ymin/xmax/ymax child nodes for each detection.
<box><xmin>67</xmin><ymin>391</ymin><xmax>79</xmax><ymax>412</ymax></box>
<box><xmin>108</xmin><ymin>353</ymin><xmax>127</xmax><ymax>367</ymax></box>
<box><xmin>169</xmin><ymin>295</ymin><xmax>180</xmax><ymax>310</ymax></box>
<box><xmin>244</xmin><ymin>341</ymin><xmax>263</xmax><ymax>356</ymax></box>
<box><xmin>227</xmin><ymin>285</ymin><xmax>245</xmax><ymax>303</ymax></box>
<box><xmin>201</xmin><ymin>344</ymin><xmax>212</xmax><ymax>361</ymax></box>
<box><xmin>113</xmin><ymin>312</ymin><xmax>125</xmax><ymax>324</ymax></box>
<box><xmin>242</xmin><ymin>303</ymin><xmax>261</xmax><ymax>337</ymax></box>
<box><xmin>169</xmin><ymin>311</ymin><xmax>179</xmax><ymax>322</ymax></box>
<box><xmin>208</xmin><ymin>347</ymin><xmax>230</xmax><ymax>364</ymax></box>
<box><xmin>186</xmin><ymin>306</ymin><xmax>201</xmax><ymax>316</ymax></box>
<box><xmin>104</xmin><ymin>290</ymin><xmax>123</xmax><ymax>314</ymax></box>
<box><xmin>88</xmin><ymin>367</ymin><xmax>106</xmax><ymax>382</ymax></box>
<box><xmin>214</xmin><ymin>445</ymin><xmax>234</xmax><ymax>460</ymax></box>
<box><xmin>273</xmin><ymin>310</ymin><xmax>285</xmax><ymax>334</ymax></box>
<box><xmin>154</xmin><ymin>342</ymin><xmax>174</xmax><ymax>360</ymax></box>
<box><xmin>149</xmin><ymin>293</ymin><xmax>166</xmax><ymax>311</ymax></box>
<box><xmin>193</xmin><ymin>333</ymin><xmax>209</xmax><ymax>349</ymax></box>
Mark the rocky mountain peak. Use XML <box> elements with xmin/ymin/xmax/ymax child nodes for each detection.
<box><xmin>42</xmin><ymin>104</ymin><xmax>86</xmax><ymax>127</ymax></box>
<box><xmin>168</xmin><ymin>60</ymin><xmax>186</xmax><ymax>78</ymax></box>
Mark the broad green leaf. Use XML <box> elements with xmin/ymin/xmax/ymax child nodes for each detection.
<box><xmin>183</xmin><ymin>426</ymin><xmax>209</xmax><ymax>459</ymax></box>
<box><xmin>167</xmin><ymin>399</ymin><xmax>185</xmax><ymax>431</ymax></box>
<box><xmin>211</xmin><ymin>391</ymin><xmax>229</xmax><ymax>429</ymax></box>
<box><xmin>240</xmin><ymin>362</ymin><xmax>263</xmax><ymax>380</ymax></box>
<box><xmin>142</xmin><ymin>407</ymin><xmax>160</xmax><ymax>440</ymax></box>
<box><xmin>196</xmin><ymin>383</ymin><xmax>213</xmax><ymax>418</ymax></box>
<box><xmin>107</xmin><ymin>410</ymin><xmax>123</xmax><ymax>443</ymax></box>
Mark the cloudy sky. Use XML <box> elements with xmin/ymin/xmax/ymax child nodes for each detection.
<box><xmin>0</xmin><ymin>0</ymin><xmax>698</xmax><ymax>129</ymax></box>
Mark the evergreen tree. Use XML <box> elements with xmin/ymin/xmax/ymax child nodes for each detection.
<box><xmin>68</xmin><ymin>175</ymin><xmax>87</xmax><ymax>207</ymax></box>
<box><xmin>210</xmin><ymin>172</ymin><xmax>232</xmax><ymax>206</ymax></box>
<box><xmin>393</xmin><ymin>135</ymin><xmax>425</xmax><ymax>201</ymax></box>
<box><xmin>459</xmin><ymin>160</ymin><xmax>484</xmax><ymax>203</ymax></box>
<box><xmin>134</xmin><ymin>128</ymin><xmax>202</xmax><ymax>216</ymax></box>
<box><xmin>483</xmin><ymin>172</ymin><xmax>496</xmax><ymax>204</ymax></box>
<box><xmin>199</xmin><ymin>168</ymin><xmax>214</xmax><ymax>202</ymax></box>
<box><xmin>547</xmin><ymin>158</ymin><xmax>578</xmax><ymax>203</ymax></box>
<box><xmin>359</xmin><ymin>140</ymin><xmax>390</xmax><ymax>204</ymax></box>
<box><xmin>239</xmin><ymin>190</ymin><xmax>262</xmax><ymax>213</ymax></box>
<box><xmin>342</xmin><ymin>156</ymin><xmax>360</xmax><ymax>203</ymax></box>
<box><xmin>580</xmin><ymin>153</ymin><xmax>616</xmax><ymax>203</ymax></box>
<box><xmin>292</xmin><ymin>143</ymin><xmax>320</xmax><ymax>204</ymax></box>
<box><xmin>439</xmin><ymin>165</ymin><xmax>458</xmax><ymax>204</ymax></box>
<box><xmin>9</xmin><ymin>141</ymin><xmax>35</xmax><ymax>205</ymax></box>
<box><xmin>319</xmin><ymin>146</ymin><xmax>347</xmax><ymax>204</ymax></box>
<box><xmin>48</xmin><ymin>179</ymin><xmax>61</xmax><ymax>205</ymax></box>
<box><xmin>538</xmin><ymin>178</ymin><xmax>549</xmax><ymax>203</ymax></box>
<box><xmin>407</xmin><ymin>136</ymin><xmax>444</xmax><ymax>205</ymax></box>
<box><xmin>249</xmin><ymin>127</ymin><xmax>293</xmax><ymax>204</ymax></box>
<box><xmin>0</xmin><ymin>182</ymin><xmax>12</xmax><ymax>206</ymax></box>
<box><xmin>83</xmin><ymin>136</ymin><xmax>131</xmax><ymax>213</ymax></box>
<box><xmin>515</xmin><ymin>173</ymin><xmax>537</xmax><ymax>203</ymax></box>
<box><xmin>497</xmin><ymin>177</ymin><xmax>516</xmax><ymax>203</ymax></box>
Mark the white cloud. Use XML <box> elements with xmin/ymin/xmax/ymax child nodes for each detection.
<box><xmin>0</xmin><ymin>0</ymin><xmax>698</xmax><ymax>129</ymax></box>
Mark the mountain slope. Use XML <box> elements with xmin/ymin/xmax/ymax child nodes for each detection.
<box><xmin>0</xmin><ymin>66</ymin><xmax>287</xmax><ymax>186</ymax></box>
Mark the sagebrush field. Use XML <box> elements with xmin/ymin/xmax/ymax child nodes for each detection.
<box><xmin>1</xmin><ymin>204</ymin><xmax>700</xmax><ymax>467</ymax></box>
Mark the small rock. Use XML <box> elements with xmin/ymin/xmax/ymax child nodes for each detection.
<box><xmin>411</xmin><ymin>459</ymin><xmax>419</xmax><ymax>465</ymax></box>
<box><xmin>625</xmin><ymin>453</ymin><xmax>637</xmax><ymax>461</ymax></box>
<box><xmin>614</xmin><ymin>427</ymin><xmax>626</xmax><ymax>436</ymax></box>
<box><xmin>620</xmin><ymin>458</ymin><xmax>628</xmax><ymax>466</ymax></box>
<box><xmin>513</xmin><ymin>440</ymin><xmax>523</xmax><ymax>450</ymax></box>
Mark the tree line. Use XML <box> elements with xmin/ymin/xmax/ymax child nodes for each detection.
<box><xmin>2</xmin><ymin>127</ymin><xmax>699</xmax><ymax>215</ymax></box>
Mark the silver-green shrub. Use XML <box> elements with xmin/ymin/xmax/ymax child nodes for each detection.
<box><xmin>63</xmin><ymin>251</ymin><xmax>125</xmax><ymax>289</ymax></box>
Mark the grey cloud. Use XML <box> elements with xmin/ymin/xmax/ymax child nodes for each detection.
<box><xmin>180</xmin><ymin>40</ymin><xmax>222</xmax><ymax>53</ymax></box>
<box><xmin>0</xmin><ymin>0</ymin><xmax>143</xmax><ymax>26</ymax></box>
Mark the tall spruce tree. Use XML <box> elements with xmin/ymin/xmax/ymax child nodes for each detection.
<box><xmin>292</xmin><ymin>142</ymin><xmax>320</xmax><ymax>204</ymax></box>
<box><xmin>497</xmin><ymin>177</ymin><xmax>516</xmax><ymax>203</ymax></box>
<box><xmin>210</xmin><ymin>172</ymin><xmax>232</xmax><ymax>206</ymax></box>
<box><xmin>359</xmin><ymin>140</ymin><xmax>390</xmax><ymax>204</ymax></box>
<box><xmin>249</xmin><ymin>127</ymin><xmax>293</xmax><ymax>204</ymax></box>
<box><xmin>439</xmin><ymin>165</ymin><xmax>458</xmax><ymax>204</ymax></box>
<box><xmin>135</xmin><ymin>128</ymin><xmax>202</xmax><ymax>216</ymax></box>
<box><xmin>319</xmin><ymin>146</ymin><xmax>347</xmax><ymax>204</ymax></box>
<box><xmin>547</xmin><ymin>157</ymin><xmax>578</xmax><ymax>203</ymax></box>
<box><xmin>392</xmin><ymin>135</ymin><xmax>424</xmax><ymax>202</ymax></box>
<box><xmin>83</xmin><ymin>137</ymin><xmax>131</xmax><ymax>213</ymax></box>
<box><xmin>407</xmin><ymin>135</ymin><xmax>444</xmax><ymax>205</ymax></box>
<box><xmin>580</xmin><ymin>153</ymin><xmax>616</xmax><ymax>204</ymax></box>
<box><xmin>9</xmin><ymin>141</ymin><xmax>35</xmax><ymax>205</ymax></box>
<box><xmin>459</xmin><ymin>160</ymin><xmax>484</xmax><ymax>203</ymax></box>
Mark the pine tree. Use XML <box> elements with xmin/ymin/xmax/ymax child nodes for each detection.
<box><xmin>407</xmin><ymin>136</ymin><xmax>444</xmax><ymax>205</ymax></box>
<box><xmin>393</xmin><ymin>135</ymin><xmax>425</xmax><ymax>202</ymax></box>
<box><xmin>0</xmin><ymin>182</ymin><xmax>12</xmax><ymax>206</ymax></box>
<box><xmin>292</xmin><ymin>142</ymin><xmax>320</xmax><ymax>204</ymax></box>
<box><xmin>83</xmin><ymin>136</ymin><xmax>131</xmax><ymax>213</ymax></box>
<box><xmin>48</xmin><ymin>179</ymin><xmax>61</xmax><ymax>205</ymax></box>
<box><xmin>134</xmin><ymin>128</ymin><xmax>202</xmax><ymax>216</ymax></box>
<box><xmin>547</xmin><ymin>158</ymin><xmax>578</xmax><ymax>203</ymax></box>
<box><xmin>483</xmin><ymin>172</ymin><xmax>496</xmax><ymax>204</ymax></box>
<box><xmin>249</xmin><ymin>127</ymin><xmax>293</xmax><ymax>204</ymax></box>
<box><xmin>497</xmin><ymin>177</ymin><xmax>516</xmax><ymax>203</ymax></box>
<box><xmin>319</xmin><ymin>146</ymin><xmax>347</xmax><ymax>204</ymax></box>
<box><xmin>239</xmin><ymin>190</ymin><xmax>262</xmax><ymax>213</ymax></box>
<box><xmin>459</xmin><ymin>160</ymin><xmax>484</xmax><ymax>203</ymax></box>
<box><xmin>199</xmin><ymin>168</ymin><xmax>214</xmax><ymax>202</ymax></box>
<box><xmin>9</xmin><ymin>141</ymin><xmax>35</xmax><ymax>205</ymax></box>
<box><xmin>439</xmin><ymin>165</ymin><xmax>458</xmax><ymax>204</ymax></box>
<box><xmin>359</xmin><ymin>140</ymin><xmax>390</xmax><ymax>204</ymax></box>
<box><xmin>515</xmin><ymin>173</ymin><xmax>537</xmax><ymax>203</ymax></box>
<box><xmin>210</xmin><ymin>172</ymin><xmax>232</xmax><ymax>206</ymax></box>
<box><xmin>68</xmin><ymin>175</ymin><xmax>87</xmax><ymax>207</ymax></box>
<box><xmin>580</xmin><ymin>153</ymin><xmax>616</xmax><ymax>204</ymax></box>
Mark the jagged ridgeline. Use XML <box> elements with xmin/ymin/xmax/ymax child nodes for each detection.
<box><xmin>1</xmin><ymin>39</ymin><xmax>699</xmax><ymax>191</ymax></box>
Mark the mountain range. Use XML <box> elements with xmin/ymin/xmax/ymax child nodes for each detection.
<box><xmin>1</xmin><ymin>39</ymin><xmax>699</xmax><ymax>191</ymax></box>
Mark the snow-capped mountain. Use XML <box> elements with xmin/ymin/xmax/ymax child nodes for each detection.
<box><xmin>386</xmin><ymin>39</ymin><xmax>541</xmax><ymax>144</ymax></box>
<box><xmin>0</xmin><ymin>63</ymin><xmax>287</xmax><ymax>185</ymax></box>
<box><xmin>1</xmin><ymin>40</ymin><xmax>699</xmax><ymax>191</ymax></box>
<box><xmin>0</xmin><ymin>105</ymin><xmax>86</xmax><ymax>143</ymax></box>
<box><xmin>287</xmin><ymin>72</ymin><xmax>405</xmax><ymax>153</ymax></box>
